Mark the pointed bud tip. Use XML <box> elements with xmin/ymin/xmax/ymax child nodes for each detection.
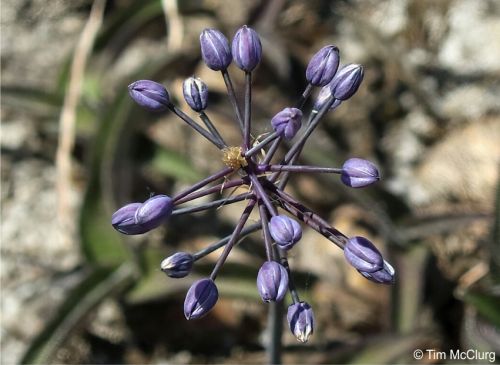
<box><xmin>200</xmin><ymin>29</ymin><xmax>232</xmax><ymax>71</ymax></box>
<box><xmin>161</xmin><ymin>252</ymin><xmax>194</xmax><ymax>278</ymax></box>
<box><xmin>287</xmin><ymin>302</ymin><xmax>315</xmax><ymax>343</ymax></box>
<box><xmin>184</xmin><ymin>278</ymin><xmax>219</xmax><ymax>320</ymax></box>
<box><xmin>183</xmin><ymin>77</ymin><xmax>208</xmax><ymax>112</ymax></box>
<box><xmin>341</xmin><ymin>158</ymin><xmax>380</xmax><ymax>188</ymax></box>
<box><xmin>306</xmin><ymin>45</ymin><xmax>340</xmax><ymax>86</ymax></box>
<box><xmin>128</xmin><ymin>80</ymin><xmax>170</xmax><ymax>112</ymax></box>
<box><xmin>257</xmin><ymin>261</ymin><xmax>289</xmax><ymax>302</ymax></box>
<box><xmin>359</xmin><ymin>260</ymin><xmax>395</xmax><ymax>284</ymax></box>
<box><xmin>329</xmin><ymin>64</ymin><xmax>364</xmax><ymax>100</ymax></box>
<box><xmin>232</xmin><ymin>25</ymin><xmax>262</xmax><ymax>72</ymax></box>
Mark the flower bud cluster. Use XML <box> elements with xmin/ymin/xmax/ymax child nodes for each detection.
<box><xmin>112</xmin><ymin>24</ymin><xmax>394</xmax><ymax>344</ymax></box>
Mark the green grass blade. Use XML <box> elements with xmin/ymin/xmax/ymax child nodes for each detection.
<box><xmin>20</xmin><ymin>264</ymin><xmax>136</xmax><ymax>364</ymax></box>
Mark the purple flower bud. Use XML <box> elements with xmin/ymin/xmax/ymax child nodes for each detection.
<box><xmin>329</xmin><ymin>64</ymin><xmax>364</xmax><ymax>100</ymax></box>
<box><xmin>183</xmin><ymin>77</ymin><xmax>208</xmax><ymax>112</ymax></box>
<box><xmin>287</xmin><ymin>301</ymin><xmax>314</xmax><ymax>343</ymax></box>
<box><xmin>184</xmin><ymin>278</ymin><xmax>219</xmax><ymax>320</ymax></box>
<box><xmin>200</xmin><ymin>29</ymin><xmax>232</xmax><ymax>71</ymax></box>
<box><xmin>341</xmin><ymin>158</ymin><xmax>380</xmax><ymax>188</ymax></box>
<box><xmin>128</xmin><ymin>80</ymin><xmax>170</xmax><ymax>112</ymax></box>
<box><xmin>161</xmin><ymin>252</ymin><xmax>194</xmax><ymax>278</ymax></box>
<box><xmin>306</xmin><ymin>45</ymin><xmax>340</xmax><ymax>87</ymax></box>
<box><xmin>231</xmin><ymin>25</ymin><xmax>262</xmax><ymax>72</ymax></box>
<box><xmin>111</xmin><ymin>202</ymin><xmax>147</xmax><ymax>235</ymax></box>
<box><xmin>269</xmin><ymin>215</ymin><xmax>302</xmax><ymax>250</ymax></box>
<box><xmin>134</xmin><ymin>195</ymin><xmax>174</xmax><ymax>230</ymax></box>
<box><xmin>344</xmin><ymin>236</ymin><xmax>383</xmax><ymax>273</ymax></box>
<box><xmin>359</xmin><ymin>260</ymin><xmax>395</xmax><ymax>285</ymax></box>
<box><xmin>271</xmin><ymin>107</ymin><xmax>303</xmax><ymax>140</ymax></box>
<box><xmin>257</xmin><ymin>261</ymin><xmax>289</xmax><ymax>302</ymax></box>
<box><xmin>313</xmin><ymin>85</ymin><xmax>342</xmax><ymax>112</ymax></box>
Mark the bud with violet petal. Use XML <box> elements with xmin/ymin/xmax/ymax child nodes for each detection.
<box><xmin>269</xmin><ymin>215</ymin><xmax>302</xmax><ymax>250</ymax></box>
<box><xmin>128</xmin><ymin>80</ymin><xmax>170</xmax><ymax>112</ymax></box>
<box><xmin>111</xmin><ymin>202</ymin><xmax>146</xmax><ymax>235</ymax></box>
<box><xmin>161</xmin><ymin>252</ymin><xmax>194</xmax><ymax>278</ymax></box>
<box><xmin>257</xmin><ymin>261</ymin><xmax>289</xmax><ymax>302</ymax></box>
<box><xmin>287</xmin><ymin>301</ymin><xmax>314</xmax><ymax>343</ymax></box>
<box><xmin>344</xmin><ymin>236</ymin><xmax>383</xmax><ymax>273</ymax></box>
<box><xmin>183</xmin><ymin>77</ymin><xmax>208</xmax><ymax>112</ymax></box>
<box><xmin>184</xmin><ymin>278</ymin><xmax>219</xmax><ymax>320</ymax></box>
<box><xmin>200</xmin><ymin>29</ymin><xmax>232</xmax><ymax>71</ymax></box>
<box><xmin>341</xmin><ymin>158</ymin><xmax>380</xmax><ymax>188</ymax></box>
<box><xmin>359</xmin><ymin>260</ymin><xmax>395</xmax><ymax>285</ymax></box>
<box><xmin>306</xmin><ymin>45</ymin><xmax>340</xmax><ymax>87</ymax></box>
<box><xmin>271</xmin><ymin>107</ymin><xmax>303</xmax><ymax>140</ymax></box>
<box><xmin>232</xmin><ymin>25</ymin><xmax>262</xmax><ymax>72</ymax></box>
<box><xmin>134</xmin><ymin>194</ymin><xmax>174</xmax><ymax>230</ymax></box>
<box><xmin>329</xmin><ymin>64</ymin><xmax>364</xmax><ymax>100</ymax></box>
<box><xmin>313</xmin><ymin>84</ymin><xmax>342</xmax><ymax>113</ymax></box>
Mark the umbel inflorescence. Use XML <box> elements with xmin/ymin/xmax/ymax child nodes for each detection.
<box><xmin>112</xmin><ymin>25</ymin><xmax>395</xmax><ymax>343</ymax></box>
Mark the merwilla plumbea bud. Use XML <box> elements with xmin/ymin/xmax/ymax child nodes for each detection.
<box><xmin>344</xmin><ymin>236</ymin><xmax>383</xmax><ymax>273</ymax></box>
<box><xmin>232</xmin><ymin>25</ymin><xmax>262</xmax><ymax>72</ymax></box>
<box><xmin>329</xmin><ymin>64</ymin><xmax>364</xmax><ymax>100</ymax></box>
<box><xmin>112</xmin><ymin>195</ymin><xmax>174</xmax><ymax>235</ymax></box>
<box><xmin>341</xmin><ymin>158</ymin><xmax>380</xmax><ymax>188</ymax></box>
<box><xmin>184</xmin><ymin>278</ymin><xmax>219</xmax><ymax>320</ymax></box>
<box><xmin>257</xmin><ymin>261</ymin><xmax>289</xmax><ymax>302</ymax></box>
<box><xmin>271</xmin><ymin>107</ymin><xmax>303</xmax><ymax>140</ymax></box>
<box><xmin>359</xmin><ymin>260</ymin><xmax>395</xmax><ymax>285</ymax></box>
<box><xmin>287</xmin><ymin>301</ymin><xmax>314</xmax><ymax>343</ymax></box>
<box><xmin>161</xmin><ymin>252</ymin><xmax>194</xmax><ymax>278</ymax></box>
<box><xmin>269</xmin><ymin>215</ymin><xmax>302</xmax><ymax>250</ymax></box>
<box><xmin>200</xmin><ymin>29</ymin><xmax>232</xmax><ymax>71</ymax></box>
<box><xmin>134</xmin><ymin>194</ymin><xmax>174</xmax><ymax>229</ymax></box>
<box><xmin>306</xmin><ymin>45</ymin><xmax>340</xmax><ymax>87</ymax></box>
<box><xmin>111</xmin><ymin>202</ymin><xmax>145</xmax><ymax>235</ymax></box>
<box><xmin>128</xmin><ymin>80</ymin><xmax>170</xmax><ymax>112</ymax></box>
<box><xmin>183</xmin><ymin>77</ymin><xmax>208</xmax><ymax>112</ymax></box>
<box><xmin>313</xmin><ymin>84</ymin><xmax>342</xmax><ymax>113</ymax></box>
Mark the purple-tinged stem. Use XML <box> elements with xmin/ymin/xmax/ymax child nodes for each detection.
<box><xmin>175</xmin><ymin>177</ymin><xmax>247</xmax><ymax>205</ymax></box>
<box><xmin>272</xmin><ymin>188</ymin><xmax>347</xmax><ymax>249</ymax></box>
<box><xmin>258</xmin><ymin>202</ymin><xmax>274</xmax><ymax>261</ymax></box>
<box><xmin>210</xmin><ymin>199</ymin><xmax>256</xmax><ymax>280</ymax></box>
<box><xmin>295</xmin><ymin>83</ymin><xmax>313</xmax><ymax>110</ymax></box>
<box><xmin>199</xmin><ymin>111</ymin><xmax>227</xmax><ymax>147</ymax></box>
<box><xmin>257</xmin><ymin>164</ymin><xmax>342</xmax><ymax>174</ymax></box>
<box><xmin>193</xmin><ymin>221</ymin><xmax>261</xmax><ymax>261</ymax></box>
<box><xmin>245</xmin><ymin>132</ymin><xmax>278</xmax><ymax>158</ymax></box>
<box><xmin>272</xmin><ymin>96</ymin><xmax>337</xmax><ymax>188</ymax></box>
<box><xmin>168</xmin><ymin>103</ymin><xmax>225</xmax><ymax>149</ymax></box>
<box><xmin>282</xmin><ymin>95</ymin><xmax>336</xmax><ymax>165</ymax></box>
<box><xmin>172</xmin><ymin>192</ymin><xmax>253</xmax><ymax>216</ymax></box>
<box><xmin>248</xmin><ymin>174</ymin><xmax>277</xmax><ymax>216</ymax></box>
<box><xmin>173</xmin><ymin>167</ymin><xmax>234</xmax><ymax>202</ymax></box>
<box><xmin>268</xmin><ymin>300</ymin><xmax>284</xmax><ymax>365</ymax></box>
<box><xmin>277</xmin><ymin>249</ymin><xmax>300</xmax><ymax>303</ymax></box>
<box><xmin>221</xmin><ymin>70</ymin><xmax>244</xmax><ymax>132</ymax></box>
<box><xmin>244</xmin><ymin>71</ymin><xmax>252</xmax><ymax>150</ymax></box>
<box><xmin>263</xmin><ymin>136</ymin><xmax>282</xmax><ymax>165</ymax></box>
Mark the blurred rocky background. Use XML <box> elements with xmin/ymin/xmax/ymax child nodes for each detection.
<box><xmin>1</xmin><ymin>0</ymin><xmax>499</xmax><ymax>364</ymax></box>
